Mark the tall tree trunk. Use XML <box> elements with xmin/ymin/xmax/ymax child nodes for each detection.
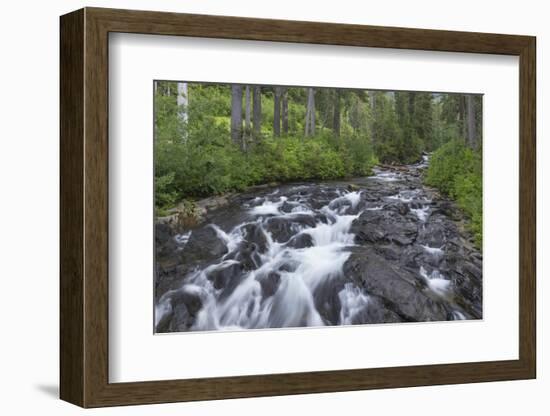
<box><xmin>354</xmin><ymin>97</ymin><xmax>361</xmax><ymax>133</ymax></box>
<box><xmin>408</xmin><ymin>93</ymin><xmax>415</xmax><ymax>119</ymax></box>
<box><xmin>460</xmin><ymin>96</ymin><xmax>467</xmax><ymax>144</ymax></box>
<box><xmin>273</xmin><ymin>87</ymin><xmax>282</xmax><ymax>137</ymax></box>
<box><xmin>245</xmin><ymin>86</ymin><xmax>251</xmax><ymax>136</ymax></box>
<box><xmin>333</xmin><ymin>90</ymin><xmax>341</xmax><ymax>137</ymax></box>
<box><xmin>305</xmin><ymin>88</ymin><xmax>316</xmax><ymax>137</ymax></box>
<box><xmin>231</xmin><ymin>84</ymin><xmax>243</xmax><ymax>146</ymax></box>
<box><xmin>466</xmin><ymin>94</ymin><xmax>476</xmax><ymax>149</ymax></box>
<box><xmin>370</xmin><ymin>92</ymin><xmax>376</xmax><ymax>145</ymax></box>
<box><xmin>305</xmin><ymin>92</ymin><xmax>310</xmax><ymax>137</ymax></box>
<box><xmin>310</xmin><ymin>88</ymin><xmax>316</xmax><ymax>136</ymax></box>
<box><xmin>282</xmin><ymin>88</ymin><xmax>289</xmax><ymax>135</ymax></box>
<box><xmin>177</xmin><ymin>82</ymin><xmax>188</xmax><ymax>124</ymax></box>
<box><xmin>253</xmin><ymin>86</ymin><xmax>262</xmax><ymax>140</ymax></box>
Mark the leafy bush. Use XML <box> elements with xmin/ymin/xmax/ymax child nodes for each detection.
<box><xmin>154</xmin><ymin>120</ymin><xmax>376</xmax><ymax>212</ymax></box>
<box><xmin>426</xmin><ymin>140</ymin><xmax>482</xmax><ymax>247</ymax></box>
<box><xmin>154</xmin><ymin>172</ymin><xmax>177</xmax><ymax>216</ymax></box>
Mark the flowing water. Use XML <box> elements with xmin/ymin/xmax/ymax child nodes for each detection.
<box><xmin>155</xmin><ymin>155</ymin><xmax>482</xmax><ymax>332</ymax></box>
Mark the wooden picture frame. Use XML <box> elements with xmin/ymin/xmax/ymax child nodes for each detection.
<box><xmin>60</xmin><ymin>7</ymin><xmax>536</xmax><ymax>408</ymax></box>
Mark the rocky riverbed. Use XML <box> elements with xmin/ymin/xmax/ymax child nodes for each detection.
<box><xmin>154</xmin><ymin>157</ymin><xmax>482</xmax><ymax>332</ymax></box>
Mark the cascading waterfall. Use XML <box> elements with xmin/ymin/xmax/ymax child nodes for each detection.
<box><xmin>155</xmin><ymin>156</ymin><xmax>476</xmax><ymax>332</ymax></box>
<box><xmin>156</xmin><ymin>189</ymin><xmax>368</xmax><ymax>331</ymax></box>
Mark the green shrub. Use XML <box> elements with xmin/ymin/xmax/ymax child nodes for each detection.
<box><xmin>154</xmin><ymin>172</ymin><xmax>177</xmax><ymax>216</ymax></box>
<box><xmin>426</xmin><ymin>140</ymin><xmax>482</xmax><ymax>247</ymax></box>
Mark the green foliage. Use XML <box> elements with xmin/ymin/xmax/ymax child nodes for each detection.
<box><xmin>154</xmin><ymin>82</ymin><xmax>481</xmax><ymax>250</ymax></box>
<box><xmin>371</xmin><ymin>92</ymin><xmax>416</xmax><ymax>164</ymax></box>
<box><xmin>155</xmin><ymin>172</ymin><xmax>177</xmax><ymax>216</ymax></box>
<box><xmin>154</xmin><ymin>83</ymin><xmax>376</xmax><ymax>211</ymax></box>
<box><xmin>426</xmin><ymin>140</ymin><xmax>482</xmax><ymax>247</ymax></box>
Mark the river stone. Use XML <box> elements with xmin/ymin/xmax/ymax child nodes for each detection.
<box><xmin>391</xmin><ymin>202</ymin><xmax>410</xmax><ymax>216</ymax></box>
<box><xmin>385</xmin><ymin>219</ymin><xmax>417</xmax><ymax>246</ymax></box>
<box><xmin>350</xmin><ymin>295</ymin><xmax>403</xmax><ymax>324</ymax></box>
<box><xmin>286</xmin><ymin>233</ymin><xmax>314</xmax><ymax>249</ymax></box>
<box><xmin>168</xmin><ymin>302</ymin><xmax>193</xmax><ymax>332</ymax></box>
<box><xmin>417</xmin><ymin>221</ymin><xmax>447</xmax><ymax>247</ymax></box>
<box><xmin>375</xmin><ymin>244</ymin><xmax>401</xmax><ymax>261</ymax></box>
<box><xmin>463</xmin><ymin>262</ymin><xmax>482</xmax><ymax>280</ymax></box>
<box><xmin>435</xmin><ymin>201</ymin><xmax>463</xmax><ymax>221</ymax></box>
<box><xmin>172</xmin><ymin>288</ymin><xmax>203</xmax><ymax>315</ymax></box>
<box><xmin>155</xmin><ymin>223</ymin><xmax>177</xmax><ymax>257</ymax></box>
<box><xmin>207</xmin><ymin>262</ymin><xmax>243</xmax><ymax>290</ymax></box>
<box><xmin>156</xmin><ymin>287</ymin><xmax>204</xmax><ymax>332</ymax></box>
<box><xmin>313</xmin><ymin>276</ymin><xmax>346</xmax><ymax>325</ymax></box>
<box><xmin>257</xmin><ymin>271</ymin><xmax>281</xmax><ymax>298</ymax></box>
<box><xmin>390</xmin><ymin>234</ymin><xmax>414</xmax><ymax>246</ymax></box>
<box><xmin>343</xmin><ymin>247</ymin><xmax>447</xmax><ymax>322</ymax></box>
<box><xmin>182</xmin><ymin>226</ymin><xmax>228</xmax><ymax>264</ymax></box>
<box><xmin>352</xmin><ymin>209</ymin><xmax>418</xmax><ymax>247</ymax></box>
<box><xmin>241</xmin><ymin>223</ymin><xmax>269</xmax><ymax>253</ymax></box>
<box><xmin>264</xmin><ymin>215</ymin><xmax>317</xmax><ymax>242</ymax></box>
<box><xmin>225</xmin><ymin>241</ymin><xmax>262</xmax><ymax>271</ymax></box>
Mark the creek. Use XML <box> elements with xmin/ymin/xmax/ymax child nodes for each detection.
<box><xmin>155</xmin><ymin>156</ymin><xmax>482</xmax><ymax>332</ymax></box>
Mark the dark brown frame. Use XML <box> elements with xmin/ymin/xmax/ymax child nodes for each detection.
<box><xmin>60</xmin><ymin>7</ymin><xmax>536</xmax><ymax>408</ymax></box>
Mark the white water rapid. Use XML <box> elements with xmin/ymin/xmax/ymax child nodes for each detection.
<box><xmin>156</xmin><ymin>189</ymin><xmax>368</xmax><ymax>331</ymax></box>
<box><xmin>155</xmin><ymin>157</ymin><xmax>476</xmax><ymax>332</ymax></box>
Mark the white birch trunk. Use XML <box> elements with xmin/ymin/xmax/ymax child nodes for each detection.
<box><xmin>245</xmin><ymin>86</ymin><xmax>251</xmax><ymax>135</ymax></box>
<box><xmin>177</xmin><ymin>82</ymin><xmax>188</xmax><ymax>123</ymax></box>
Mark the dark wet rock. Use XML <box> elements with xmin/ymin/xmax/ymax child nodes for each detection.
<box><xmin>155</xmin><ymin>305</ymin><xmax>176</xmax><ymax>332</ymax></box>
<box><xmin>286</xmin><ymin>233</ymin><xmax>314</xmax><ymax>249</ymax></box>
<box><xmin>170</xmin><ymin>301</ymin><xmax>193</xmax><ymax>331</ymax></box>
<box><xmin>155</xmin><ymin>223</ymin><xmax>177</xmax><ymax>257</ymax></box>
<box><xmin>470</xmin><ymin>251</ymin><xmax>483</xmax><ymax>261</ymax></box>
<box><xmin>417</xmin><ymin>221</ymin><xmax>448</xmax><ymax>247</ymax></box>
<box><xmin>391</xmin><ymin>234</ymin><xmax>415</xmax><ymax>246</ymax></box>
<box><xmin>344</xmin><ymin>247</ymin><xmax>448</xmax><ymax>322</ymax></box>
<box><xmin>375</xmin><ymin>244</ymin><xmax>401</xmax><ymax>261</ymax></box>
<box><xmin>182</xmin><ymin>226</ymin><xmax>228</xmax><ymax>264</ymax></box>
<box><xmin>207</xmin><ymin>262</ymin><xmax>243</xmax><ymax>290</ymax></box>
<box><xmin>257</xmin><ymin>272</ymin><xmax>281</xmax><ymax>298</ymax></box>
<box><xmin>435</xmin><ymin>201</ymin><xmax>463</xmax><ymax>221</ymax></box>
<box><xmin>225</xmin><ymin>241</ymin><xmax>262</xmax><ymax>270</ymax></box>
<box><xmin>278</xmin><ymin>262</ymin><xmax>296</xmax><ymax>273</ymax></box>
<box><xmin>364</xmin><ymin>195</ymin><xmax>381</xmax><ymax>202</ymax></box>
<box><xmin>242</xmin><ymin>223</ymin><xmax>269</xmax><ymax>253</ymax></box>
<box><xmin>351</xmin><ymin>295</ymin><xmax>403</xmax><ymax>324</ymax></box>
<box><xmin>313</xmin><ymin>277</ymin><xmax>347</xmax><ymax>325</ymax></box>
<box><xmin>156</xmin><ymin>223</ymin><xmax>174</xmax><ymax>244</ymax></box>
<box><xmin>352</xmin><ymin>209</ymin><xmax>418</xmax><ymax>247</ymax></box>
<box><xmin>156</xmin><ymin>287</ymin><xmax>204</xmax><ymax>332</ymax></box>
<box><xmin>463</xmin><ymin>262</ymin><xmax>482</xmax><ymax>280</ymax></box>
<box><xmin>280</xmin><ymin>201</ymin><xmax>297</xmax><ymax>213</ymax></box>
<box><xmin>328</xmin><ymin>198</ymin><xmax>350</xmax><ymax>212</ymax></box>
<box><xmin>386</xmin><ymin>220</ymin><xmax>418</xmax><ymax>246</ymax></box>
<box><xmin>172</xmin><ymin>288</ymin><xmax>203</xmax><ymax>315</ymax></box>
<box><xmin>354</xmin><ymin>227</ymin><xmax>386</xmax><ymax>244</ymax></box>
<box><xmin>264</xmin><ymin>215</ymin><xmax>317</xmax><ymax>242</ymax></box>
<box><xmin>451</xmin><ymin>272</ymin><xmax>482</xmax><ymax>317</ymax></box>
<box><xmin>390</xmin><ymin>202</ymin><xmax>410</xmax><ymax>216</ymax></box>
<box><xmin>351</xmin><ymin>210</ymin><xmax>387</xmax><ymax>244</ymax></box>
<box><xmin>314</xmin><ymin>213</ymin><xmax>331</xmax><ymax>224</ymax></box>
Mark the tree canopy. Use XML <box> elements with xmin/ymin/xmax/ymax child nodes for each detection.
<box><xmin>154</xmin><ymin>81</ymin><xmax>482</xmax><ymax>220</ymax></box>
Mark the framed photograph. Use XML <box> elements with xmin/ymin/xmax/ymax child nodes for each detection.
<box><xmin>60</xmin><ymin>7</ymin><xmax>536</xmax><ymax>407</ymax></box>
